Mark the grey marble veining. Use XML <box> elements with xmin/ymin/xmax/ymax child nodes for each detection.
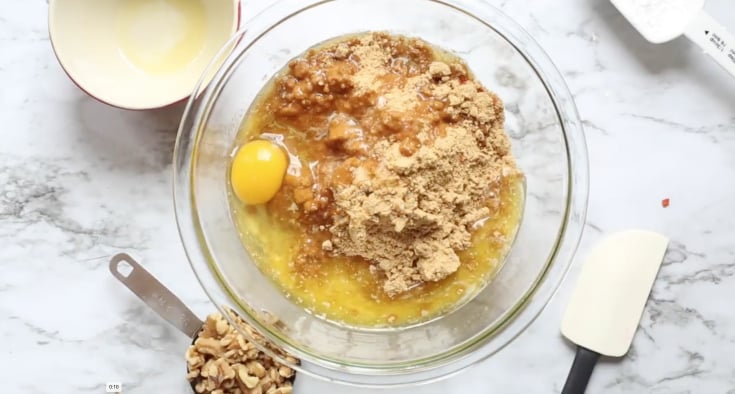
<box><xmin>2</xmin><ymin>0</ymin><xmax>735</xmax><ymax>392</ymax></box>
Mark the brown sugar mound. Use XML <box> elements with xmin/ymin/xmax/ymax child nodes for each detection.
<box><xmin>320</xmin><ymin>35</ymin><xmax>520</xmax><ymax>296</ymax></box>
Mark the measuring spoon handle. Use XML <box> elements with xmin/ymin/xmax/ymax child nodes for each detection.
<box><xmin>109</xmin><ymin>253</ymin><xmax>203</xmax><ymax>338</ymax></box>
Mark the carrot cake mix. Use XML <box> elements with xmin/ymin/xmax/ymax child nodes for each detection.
<box><xmin>228</xmin><ymin>32</ymin><xmax>524</xmax><ymax>327</ymax></box>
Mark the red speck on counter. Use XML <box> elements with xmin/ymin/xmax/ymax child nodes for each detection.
<box><xmin>661</xmin><ymin>198</ymin><xmax>670</xmax><ymax>208</ymax></box>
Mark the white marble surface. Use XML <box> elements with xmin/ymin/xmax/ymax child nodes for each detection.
<box><xmin>2</xmin><ymin>0</ymin><xmax>735</xmax><ymax>392</ymax></box>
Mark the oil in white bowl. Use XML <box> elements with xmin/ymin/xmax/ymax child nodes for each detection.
<box><xmin>117</xmin><ymin>0</ymin><xmax>207</xmax><ymax>75</ymax></box>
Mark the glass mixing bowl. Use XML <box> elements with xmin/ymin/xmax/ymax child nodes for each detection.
<box><xmin>174</xmin><ymin>0</ymin><xmax>588</xmax><ymax>387</ymax></box>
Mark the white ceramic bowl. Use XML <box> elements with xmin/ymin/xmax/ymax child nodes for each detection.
<box><xmin>49</xmin><ymin>0</ymin><xmax>241</xmax><ymax>110</ymax></box>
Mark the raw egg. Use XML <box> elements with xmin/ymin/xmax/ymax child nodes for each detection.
<box><xmin>230</xmin><ymin>140</ymin><xmax>288</xmax><ymax>205</ymax></box>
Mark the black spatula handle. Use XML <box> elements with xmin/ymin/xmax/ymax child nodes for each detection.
<box><xmin>561</xmin><ymin>346</ymin><xmax>601</xmax><ymax>394</ymax></box>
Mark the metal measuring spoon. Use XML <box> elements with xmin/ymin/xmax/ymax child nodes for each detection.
<box><xmin>109</xmin><ymin>253</ymin><xmax>298</xmax><ymax>393</ymax></box>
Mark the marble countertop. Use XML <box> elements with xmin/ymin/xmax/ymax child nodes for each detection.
<box><xmin>2</xmin><ymin>0</ymin><xmax>734</xmax><ymax>392</ymax></box>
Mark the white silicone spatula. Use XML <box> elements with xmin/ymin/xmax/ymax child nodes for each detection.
<box><xmin>560</xmin><ymin>230</ymin><xmax>669</xmax><ymax>394</ymax></box>
<box><xmin>610</xmin><ymin>0</ymin><xmax>735</xmax><ymax>77</ymax></box>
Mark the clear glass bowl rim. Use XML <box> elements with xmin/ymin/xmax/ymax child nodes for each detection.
<box><xmin>173</xmin><ymin>0</ymin><xmax>589</xmax><ymax>387</ymax></box>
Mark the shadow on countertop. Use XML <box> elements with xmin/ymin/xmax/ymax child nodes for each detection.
<box><xmin>75</xmin><ymin>97</ymin><xmax>186</xmax><ymax>175</ymax></box>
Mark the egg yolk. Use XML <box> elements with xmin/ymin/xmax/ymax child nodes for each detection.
<box><xmin>230</xmin><ymin>140</ymin><xmax>288</xmax><ymax>205</ymax></box>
